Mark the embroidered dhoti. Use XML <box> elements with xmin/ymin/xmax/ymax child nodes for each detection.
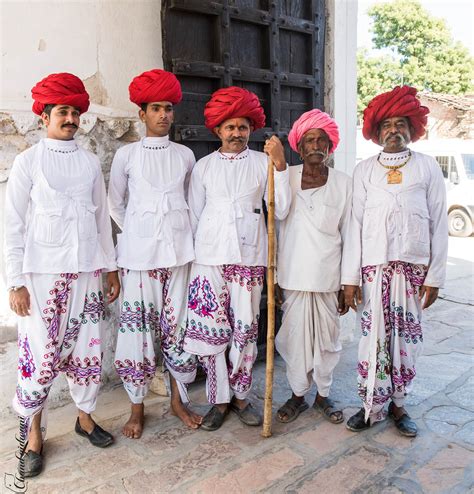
<box><xmin>183</xmin><ymin>263</ymin><xmax>264</xmax><ymax>404</ymax></box>
<box><xmin>114</xmin><ymin>265</ymin><xmax>197</xmax><ymax>403</ymax></box>
<box><xmin>276</xmin><ymin>290</ymin><xmax>341</xmax><ymax>398</ymax></box>
<box><xmin>13</xmin><ymin>271</ymin><xmax>105</xmax><ymax>435</ymax></box>
<box><xmin>357</xmin><ymin>261</ymin><xmax>427</xmax><ymax>423</ymax></box>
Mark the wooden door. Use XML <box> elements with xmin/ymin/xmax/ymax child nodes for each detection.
<box><xmin>162</xmin><ymin>0</ymin><xmax>326</xmax><ymax>164</ymax></box>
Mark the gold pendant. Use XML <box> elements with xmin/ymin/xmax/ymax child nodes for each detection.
<box><xmin>387</xmin><ymin>169</ymin><xmax>402</xmax><ymax>184</ymax></box>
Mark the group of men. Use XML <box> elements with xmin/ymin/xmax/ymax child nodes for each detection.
<box><xmin>5</xmin><ymin>70</ymin><xmax>448</xmax><ymax>478</ymax></box>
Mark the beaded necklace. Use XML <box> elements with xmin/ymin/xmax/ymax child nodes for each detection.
<box><xmin>376</xmin><ymin>150</ymin><xmax>411</xmax><ymax>184</ymax></box>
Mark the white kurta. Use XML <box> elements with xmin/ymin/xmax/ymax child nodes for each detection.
<box><xmin>108</xmin><ymin>136</ymin><xmax>195</xmax><ymax>269</ymax></box>
<box><xmin>275</xmin><ymin>165</ymin><xmax>352</xmax><ymax>398</ymax></box>
<box><xmin>188</xmin><ymin>148</ymin><xmax>291</xmax><ymax>266</ymax></box>
<box><xmin>4</xmin><ymin>138</ymin><xmax>117</xmax><ymax>288</ymax></box>
<box><xmin>341</xmin><ymin>150</ymin><xmax>448</xmax><ymax>287</ymax></box>
<box><xmin>277</xmin><ymin>165</ymin><xmax>352</xmax><ymax>292</ymax></box>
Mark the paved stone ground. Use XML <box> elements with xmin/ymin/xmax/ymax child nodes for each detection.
<box><xmin>1</xmin><ymin>238</ymin><xmax>473</xmax><ymax>494</ymax></box>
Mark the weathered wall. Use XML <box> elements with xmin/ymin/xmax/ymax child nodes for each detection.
<box><xmin>1</xmin><ymin>1</ymin><xmax>163</xmax><ymax>114</ymax></box>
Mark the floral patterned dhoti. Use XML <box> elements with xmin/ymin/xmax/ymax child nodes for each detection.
<box><xmin>13</xmin><ymin>271</ymin><xmax>105</xmax><ymax>434</ymax></box>
<box><xmin>183</xmin><ymin>263</ymin><xmax>265</xmax><ymax>404</ymax></box>
<box><xmin>357</xmin><ymin>261</ymin><xmax>427</xmax><ymax>423</ymax></box>
<box><xmin>114</xmin><ymin>265</ymin><xmax>197</xmax><ymax>403</ymax></box>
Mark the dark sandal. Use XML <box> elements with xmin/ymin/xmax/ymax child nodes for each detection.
<box><xmin>201</xmin><ymin>405</ymin><xmax>229</xmax><ymax>431</ymax></box>
<box><xmin>21</xmin><ymin>447</ymin><xmax>44</xmax><ymax>478</ymax></box>
<box><xmin>277</xmin><ymin>398</ymin><xmax>309</xmax><ymax>423</ymax></box>
<box><xmin>230</xmin><ymin>401</ymin><xmax>262</xmax><ymax>426</ymax></box>
<box><xmin>388</xmin><ymin>402</ymin><xmax>417</xmax><ymax>437</ymax></box>
<box><xmin>313</xmin><ymin>396</ymin><xmax>344</xmax><ymax>424</ymax></box>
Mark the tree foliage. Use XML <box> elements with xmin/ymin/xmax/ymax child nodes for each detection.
<box><xmin>358</xmin><ymin>0</ymin><xmax>474</xmax><ymax>116</ymax></box>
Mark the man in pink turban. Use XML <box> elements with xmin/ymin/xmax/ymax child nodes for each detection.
<box><xmin>274</xmin><ymin>109</ymin><xmax>352</xmax><ymax>426</ymax></box>
<box><xmin>179</xmin><ymin>86</ymin><xmax>291</xmax><ymax>431</ymax></box>
<box><xmin>6</xmin><ymin>73</ymin><xmax>119</xmax><ymax>477</ymax></box>
<box><xmin>109</xmin><ymin>69</ymin><xmax>202</xmax><ymax>438</ymax></box>
<box><xmin>342</xmin><ymin>86</ymin><xmax>447</xmax><ymax>437</ymax></box>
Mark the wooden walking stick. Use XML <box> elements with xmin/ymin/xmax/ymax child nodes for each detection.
<box><xmin>262</xmin><ymin>156</ymin><xmax>276</xmax><ymax>438</ymax></box>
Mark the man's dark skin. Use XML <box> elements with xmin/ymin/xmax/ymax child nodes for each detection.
<box><xmin>277</xmin><ymin>128</ymin><xmax>348</xmax><ymax>423</ymax></box>
<box><xmin>343</xmin><ymin>116</ymin><xmax>439</xmax><ymax>422</ymax></box>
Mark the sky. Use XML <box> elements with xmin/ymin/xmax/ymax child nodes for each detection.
<box><xmin>358</xmin><ymin>0</ymin><xmax>474</xmax><ymax>54</ymax></box>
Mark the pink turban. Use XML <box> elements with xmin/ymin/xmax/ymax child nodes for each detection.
<box><xmin>31</xmin><ymin>73</ymin><xmax>90</xmax><ymax>115</ymax></box>
<box><xmin>288</xmin><ymin>109</ymin><xmax>340</xmax><ymax>154</ymax></box>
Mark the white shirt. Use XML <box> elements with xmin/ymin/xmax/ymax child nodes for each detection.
<box><xmin>188</xmin><ymin>148</ymin><xmax>291</xmax><ymax>266</ymax></box>
<box><xmin>5</xmin><ymin>138</ymin><xmax>117</xmax><ymax>288</ymax></box>
<box><xmin>108</xmin><ymin>136</ymin><xmax>195</xmax><ymax>269</ymax></box>
<box><xmin>341</xmin><ymin>150</ymin><xmax>448</xmax><ymax>287</ymax></box>
<box><xmin>277</xmin><ymin>165</ymin><xmax>352</xmax><ymax>292</ymax></box>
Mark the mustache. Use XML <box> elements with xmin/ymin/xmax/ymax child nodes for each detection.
<box><xmin>61</xmin><ymin>123</ymin><xmax>78</xmax><ymax>129</ymax></box>
<box><xmin>382</xmin><ymin>133</ymin><xmax>406</xmax><ymax>146</ymax></box>
<box><xmin>307</xmin><ymin>150</ymin><xmax>328</xmax><ymax>159</ymax></box>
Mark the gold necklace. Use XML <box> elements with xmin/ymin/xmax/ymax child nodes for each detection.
<box><xmin>377</xmin><ymin>150</ymin><xmax>411</xmax><ymax>184</ymax></box>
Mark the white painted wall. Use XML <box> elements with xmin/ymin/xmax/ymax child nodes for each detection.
<box><xmin>325</xmin><ymin>0</ymin><xmax>358</xmax><ymax>176</ymax></box>
<box><xmin>0</xmin><ymin>0</ymin><xmax>163</xmax><ymax>115</ymax></box>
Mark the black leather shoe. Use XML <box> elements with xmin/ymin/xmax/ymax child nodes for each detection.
<box><xmin>21</xmin><ymin>449</ymin><xmax>43</xmax><ymax>478</ymax></box>
<box><xmin>346</xmin><ymin>408</ymin><xmax>371</xmax><ymax>432</ymax></box>
<box><xmin>201</xmin><ymin>406</ymin><xmax>229</xmax><ymax>431</ymax></box>
<box><xmin>75</xmin><ymin>418</ymin><xmax>114</xmax><ymax>448</ymax></box>
<box><xmin>388</xmin><ymin>402</ymin><xmax>417</xmax><ymax>437</ymax></box>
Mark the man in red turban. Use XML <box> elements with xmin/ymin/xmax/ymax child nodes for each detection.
<box><xmin>179</xmin><ymin>86</ymin><xmax>291</xmax><ymax>431</ymax></box>
<box><xmin>275</xmin><ymin>109</ymin><xmax>352</xmax><ymax>426</ymax></box>
<box><xmin>6</xmin><ymin>73</ymin><xmax>119</xmax><ymax>477</ymax></box>
<box><xmin>342</xmin><ymin>86</ymin><xmax>448</xmax><ymax>437</ymax></box>
<box><xmin>31</xmin><ymin>72</ymin><xmax>90</xmax><ymax>115</ymax></box>
<box><xmin>109</xmin><ymin>68</ymin><xmax>202</xmax><ymax>438</ymax></box>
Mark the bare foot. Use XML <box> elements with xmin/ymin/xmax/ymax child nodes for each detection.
<box><xmin>78</xmin><ymin>410</ymin><xmax>96</xmax><ymax>434</ymax></box>
<box><xmin>26</xmin><ymin>412</ymin><xmax>42</xmax><ymax>453</ymax></box>
<box><xmin>170</xmin><ymin>400</ymin><xmax>203</xmax><ymax>429</ymax></box>
<box><xmin>122</xmin><ymin>403</ymin><xmax>145</xmax><ymax>439</ymax></box>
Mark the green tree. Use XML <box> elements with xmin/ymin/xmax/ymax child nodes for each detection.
<box><xmin>358</xmin><ymin>0</ymin><xmax>474</xmax><ymax>116</ymax></box>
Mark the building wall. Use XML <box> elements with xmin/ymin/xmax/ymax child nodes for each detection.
<box><xmin>0</xmin><ymin>0</ymin><xmax>358</xmax><ymax>418</ymax></box>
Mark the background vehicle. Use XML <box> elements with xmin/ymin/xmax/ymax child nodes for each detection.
<box><xmin>411</xmin><ymin>139</ymin><xmax>474</xmax><ymax>237</ymax></box>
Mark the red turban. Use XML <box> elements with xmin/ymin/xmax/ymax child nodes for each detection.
<box><xmin>288</xmin><ymin>109</ymin><xmax>340</xmax><ymax>154</ymax></box>
<box><xmin>362</xmin><ymin>86</ymin><xmax>429</xmax><ymax>144</ymax></box>
<box><xmin>129</xmin><ymin>69</ymin><xmax>182</xmax><ymax>106</ymax></box>
<box><xmin>204</xmin><ymin>86</ymin><xmax>266</xmax><ymax>131</ymax></box>
<box><xmin>31</xmin><ymin>73</ymin><xmax>90</xmax><ymax>115</ymax></box>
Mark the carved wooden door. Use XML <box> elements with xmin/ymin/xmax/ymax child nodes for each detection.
<box><xmin>162</xmin><ymin>0</ymin><xmax>326</xmax><ymax>163</ymax></box>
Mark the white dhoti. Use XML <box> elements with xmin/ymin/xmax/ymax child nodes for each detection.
<box><xmin>357</xmin><ymin>261</ymin><xmax>427</xmax><ymax>423</ymax></box>
<box><xmin>183</xmin><ymin>263</ymin><xmax>265</xmax><ymax>404</ymax></box>
<box><xmin>276</xmin><ymin>290</ymin><xmax>341</xmax><ymax>398</ymax></box>
<box><xmin>114</xmin><ymin>265</ymin><xmax>197</xmax><ymax>403</ymax></box>
<box><xmin>13</xmin><ymin>271</ymin><xmax>105</xmax><ymax>436</ymax></box>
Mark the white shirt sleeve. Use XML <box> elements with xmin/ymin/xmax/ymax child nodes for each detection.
<box><xmin>94</xmin><ymin>166</ymin><xmax>117</xmax><ymax>272</ymax></box>
<box><xmin>4</xmin><ymin>154</ymin><xmax>33</xmax><ymax>288</ymax></box>
<box><xmin>265</xmin><ymin>165</ymin><xmax>291</xmax><ymax>221</ymax></box>
<box><xmin>188</xmin><ymin>161</ymin><xmax>207</xmax><ymax>236</ymax></box>
<box><xmin>184</xmin><ymin>148</ymin><xmax>196</xmax><ymax>201</ymax></box>
<box><xmin>341</xmin><ymin>164</ymin><xmax>364</xmax><ymax>286</ymax></box>
<box><xmin>108</xmin><ymin>148</ymin><xmax>128</xmax><ymax>230</ymax></box>
<box><xmin>424</xmin><ymin>162</ymin><xmax>448</xmax><ymax>287</ymax></box>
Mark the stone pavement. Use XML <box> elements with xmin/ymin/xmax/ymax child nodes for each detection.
<box><xmin>1</xmin><ymin>238</ymin><xmax>473</xmax><ymax>494</ymax></box>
